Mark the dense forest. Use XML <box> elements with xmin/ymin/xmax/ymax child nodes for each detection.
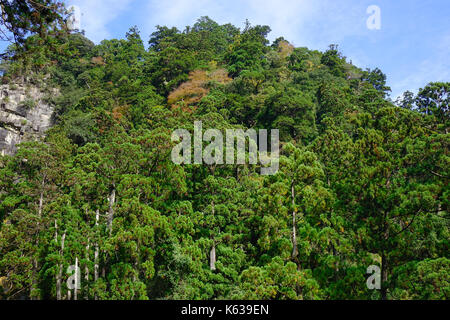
<box><xmin>0</xmin><ymin>4</ymin><xmax>448</xmax><ymax>300</ymax></box>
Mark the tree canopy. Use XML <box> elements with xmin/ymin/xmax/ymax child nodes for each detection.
<box><xmin>0</xmin><ymin>15</ymin><xmax>448</xmax><ymax>300</ymax></box>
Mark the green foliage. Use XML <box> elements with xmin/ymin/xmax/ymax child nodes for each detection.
<box><xmin>0</xmin><ymin>0</ymin><xmax>68</xmax><ymax>52</ymax></box>
<box><xmin>20</xmin><ymin>98</ymin><xmax>36</xmax><ymax>109</ymax></box>
<box><xmin>392</xmin><ymin>258</ymin><xmax>450</xmax><ymax>299</ymax></box>
<box><xmin>0</xmin><ymin>15</ymin><xmax>448</xmax><ymax>301</ymax></box>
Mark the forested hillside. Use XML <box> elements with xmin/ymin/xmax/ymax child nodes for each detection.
<box><xmin>0</xmin><ymin>16</ymin><xmax>448</xmax><ymax>300</ymax></box>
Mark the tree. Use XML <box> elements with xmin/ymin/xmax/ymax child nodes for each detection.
<box><xmin>320</xmin><ymin>45</ymin><xmax>345</xmax><ymax>78</ymax></box>
<box><xmin>0</xmin><ymin>0</ymin><xmax>68</xmax><ymax>55</ymax></box>
<box><xmin>395</xmin><ymin>90</ymin><xmax>416</xmax><ymax>110</ymax></box>
<box><xmin>315</xmin><ymin>107</ymin><xmax>447</xmax><ymax>299</ymax></box>
<box><xmin>362</xmin><ymin>68</ymin><xmax>391</xmax><ymax>96</ymax></box>
<box><xmin>416</xmin><ymin>82</ymin><xmax>449</xmax><ymax>131</ymax></box>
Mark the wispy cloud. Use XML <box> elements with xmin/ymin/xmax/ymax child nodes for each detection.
<box><xmin>69</xmin><ymin>0</ymin><xmax>135</xmax><ymax>43</ymax></box>
<box><xmin>241</xmin><ymin>0</ymin><xmax>320</xmax><ymax>45</ymax></box>
<box><xmin>142</xmin><ymin>0</ymin><xmax>373</xmax><ymax>49</ymax></box>
<box><xmin>143</xmin><ymin>0</ymin><xmax>327</xmax><ymax>45</ymax></box>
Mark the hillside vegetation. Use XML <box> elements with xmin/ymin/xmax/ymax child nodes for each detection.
<box><xmin>0</xmin><ymin>16</ymin><xmax>448</xmax><ymax>300</ymax></box>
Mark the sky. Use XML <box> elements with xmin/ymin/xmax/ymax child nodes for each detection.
<box><xmin>6</xmin><ymin>0</ymin><xmax>450</xmax><ymax>99</ymax></box>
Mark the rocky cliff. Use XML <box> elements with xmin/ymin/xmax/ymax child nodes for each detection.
<box><xmin>0</xmin><ymin>84</ymin><xmax>56</xmax><ymax>156</ymax></box>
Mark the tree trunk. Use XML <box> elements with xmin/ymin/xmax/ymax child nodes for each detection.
<box><xmin>381</xmin><ymin>214</ymin><xmax>389</xmax><ymax>300</ymax></box>
<box><xmin>56</xmin><ymin>221</ymin><xmax>66</xmax><ymax>301</ymax></box>
<box><xmin>94</xmin><ymin>209</ymin><xmax>99</xmax><ymax>300</ymax></box>
<box><xmin>210</xmin><ymin>201</ymin><xmax>216</xmax><ymax>271</ymax></box>
<box><xmin>291</xmin><ymin>183</ymin><xmax>298</xmax><ymax>258</ymax></box>
<box><xmin>85</xmin><ymin>241</ymin><xmax>90</xmax><ymax>281</ymax></box>
<box><xmin>31</xmin><ymin>179</ymin><xmax>46</xmax><ymax>300</ymax></box>
<box><xmin>55</xmin><ymin>220</ymin><xmax>58</xmax><ymax>299</ymax></box>
<box><xmin>210</xmin><ymin>243</ymin><xmax>216</xmax><ymax>271</ymax></box>
<box><xmin>31</xmin><ymin>259</ymin><xmax>39</xmax><ymax>300</ymax></box>
<box><xmin>38</xmin><ymin>186</ymin><xmax>44</xmax><ymax>218</ymax></box>
<box><xmin>94</xmin><ymin>209</ymin><xmax>99</xmax><ymax>282</ymax></box>
<box><xmin>107</xmin><ymin>188</ymin><xmax>116</xmax><ymax>236</ymax></box>
<box><xmin>381</xmin><ymin>252</ymin><xmax>388</xmax><ymax>300</ymax></box>
<box><xmin>105</xmin><ymin>186</ymin><xmax>116</xmax><ymax>294</ymax></box>
<box><xmin>74</xmin><ymin>257</ymin><xmax>78</xmax><ymax>301</ymax></box>
<box><xmin>85</xmin><ymin>240</ymin><xmax>90</xmax><ymax>299</ymax></box>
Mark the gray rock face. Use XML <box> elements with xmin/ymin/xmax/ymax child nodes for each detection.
<box><xmin>0</xmin><ymin>84</ymin><xmax>56</xmax><ymax>156</ymax></box>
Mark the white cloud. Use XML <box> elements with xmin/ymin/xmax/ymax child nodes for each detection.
<box><xmin>69</xmin><ymin>0</ymin><xmax>134</xmax><ymax>43</ymax></box>
<box><xmin>241</xmin><ymin>0</ymin><xmax>369</xmax><ymax>49</ymax></box>
<box><xmin>142</xmin><ymin>0</ymin><xmax>372</xmax><ymax>50</ymax></box>
<box><xmin>142</xmin><ymin>0</ymin><xmax>325</xmax><ymax>46</ymax></box>
<box><xmin>243</xmin><ymin>0</ymin><xmax>320</xmax><ymax>45</ymax></box>
<box><xmin>143</xmin><ymin>0</ymin><xmax>222</xmax><ymax>34</ymax></box>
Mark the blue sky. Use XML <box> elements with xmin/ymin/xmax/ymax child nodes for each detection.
<box><xmin>7</xmin><ymin>0</ymin><xmax>450</xmax><ymax>98</ymax></box>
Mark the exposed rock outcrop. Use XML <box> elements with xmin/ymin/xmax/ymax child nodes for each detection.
<box><xmin>0</xmin><ymin>84</ymin><xmax>56</xmax><ymax>156</ymax></box>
